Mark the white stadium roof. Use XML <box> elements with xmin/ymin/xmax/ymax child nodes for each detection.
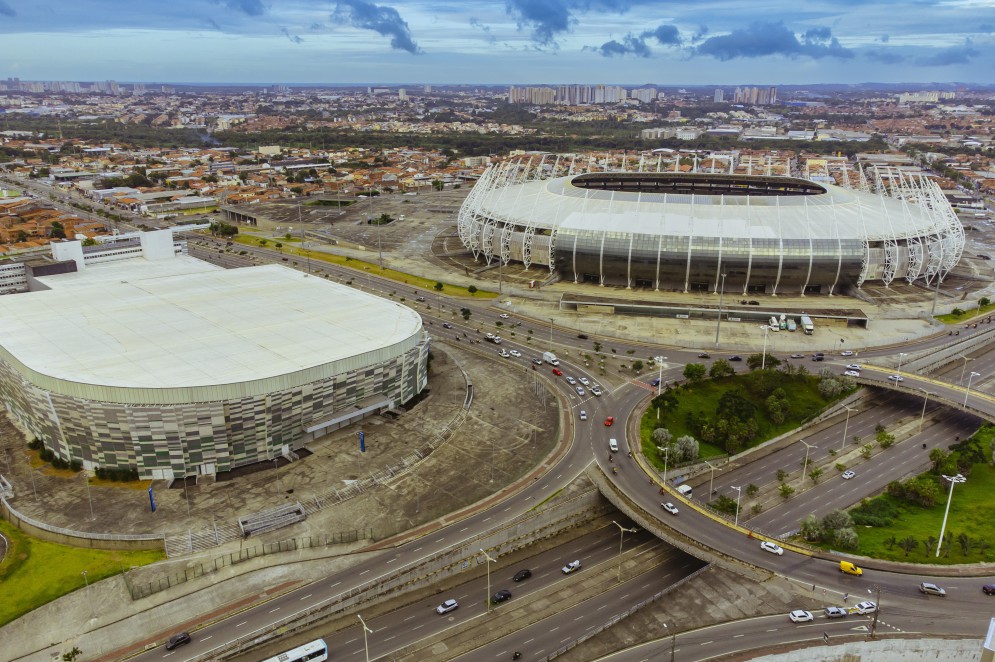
<box><xmin>0</xmin><ymin>263</ymin><xmax>422</xmax><ymax>390</ymax></box>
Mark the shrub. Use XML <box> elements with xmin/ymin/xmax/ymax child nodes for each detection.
<box><xmin>39</xmin><ymin>448</ymin><xmax>54</xmax><ymax>462</ymax></box>
<box><xmin>952</xmin><ymin>307</ymin><xmax>965</xmax><ymax>316</ymax></box>
<box><xmin>467</xmin><ymin>285</ymin><xmax>477</xmax><ymax>294</ymax></box>
<box><xmin>27</xmin><ymin>438</ymin><xmax>43</xmax><ymax>450</ymax></box>
<box><xmin>710</xmin><ymin>494</ymin><xmax>739</xmax><ymax>515</ymax></box>
<box><xmin>834</xmin><ymin>527</ymin><xmax>860</xmax><ymax>550</ymax></box>
<box><xmin>69</xmin><ymin>459</ymin><xmax>82</xmax><ymax>472</ymax></box>
<box><xmin>779</xmin><ymin>483</ymin><xmax>795</xmax><ymax>499</ymax></box>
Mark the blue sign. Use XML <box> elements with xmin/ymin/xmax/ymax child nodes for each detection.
<box><xmin>359</xmin><ymin>431</ymin><xmax>366</xmax><ymax>453</ymax></box>
<box><xmin>148</xmin><ymin>486</ymin><xmax>156</xmax><ymax>513</ymax></box>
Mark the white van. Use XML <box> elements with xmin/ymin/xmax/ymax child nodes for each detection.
<box><xmin>608</xmin><ymin>438</ymin><xmax>619</xmax><ymax>453</ymax></box>
<box><xmin>676</xmin><ymin>484</ymin><xmax>693</xmax><ymax>498</ymax></box>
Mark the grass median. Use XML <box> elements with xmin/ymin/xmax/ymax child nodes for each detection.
<box><xmin>0</xmin><ymin>520</ymin><xmax>163</xmax><ymax>626</ymax></box>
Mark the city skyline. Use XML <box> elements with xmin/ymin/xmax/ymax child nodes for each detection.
<box><xmin>0</xmin><ymin>0</ymin><xmax>993</xmax><ymax>85</ymax></box>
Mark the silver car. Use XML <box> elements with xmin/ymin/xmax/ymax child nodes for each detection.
<box><xmin>920</xmin><ymin>582</ymin><xmax>946</xmax><ymax>596</ymax></box>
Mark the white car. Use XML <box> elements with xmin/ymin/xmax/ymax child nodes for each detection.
<box><xmin>841</xmin><ymin>350</ymin><xmax>855</xmax><ymax>356</ymax></box>
<box><xmin>578</xmin><ymin>377</ymin><xmax>590</xmax><ymax>386</ymax></box>
<box><xmin>498</xmin><ymin>313</ymin><xmax>510</xmax><ymax>319</ymax></box>
<box><xmin>590</xmin><ymin>385</ymin><xmax>603</xmax><ymax>396</ymax></box>
<box><xmin>846</xmin><ymin>364</ymin><xmax>861</xmax><ymax>371</ymax></box>
<box><xmin>498</xmin><ymin>350</ymin><xmax>511</xmax><ymax>358</ymax></box>
<box><xmin>788</xmin><ymin>609</ymin><xmax>813</xmax><ymax>623</ymax></box>
<box><xmin>760</xmin><ymin>541</ymin><xmax>784</xmax><ymax>556</ymax></box>
<box><xmin>661</xmin><ymin>502</ymin><xmax>679</xmax><ymax>515</ymax></box>
<box><xmin>844</xmin><ymin>370</ymin><xmax>860</xmax><ymax>377</ymax></box>
<box><xmin>579</xmin><ymin>410</ymin><xmax>587</xmax><ymax>421</ymax></box>
<box><xmin>565</xmin><ymin>376</ymin><xmax>577</xmax><ymax>385</ymax></box>
<box><xmin>436</xmin><ymin>599</ymin><xmax>459</xmax><ymax>614</ymax></box>
<box><xmin>852</xmin><ymin>601</ymin><xmax>877</xmax><ymax>614</ymax></box>
<box><xmin>575</xmin><ymin>387</ymin><xmax>586</xmax><ymax>396</ymax></box>
<box><xmin>561</xmin><ymin>560</ymin><xmax>582</xmax><ymax>574</ymax></box>
<box><xmin>887</xmin><ymin>374</ymin><xmax>905</xmax><ymax>382</ymax></box>
<box><xmin>842</xmin><ymin>470</ymin><xmax>855</xmax><ymax>480</ymax></box>
<box><xmin>509</xmin><ymin>349</ymin><xmax>522</xmax><ymax>358</ymax></box>
<box><xmin>920</xmin><ymin>582</ymin><xmax>946</xmax><ymax>596</ymax></box>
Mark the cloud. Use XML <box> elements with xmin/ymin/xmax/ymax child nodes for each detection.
<box><xmin>646</xmin><ymin>24</ymin><xmax>680</xmax><ymax>46</ymax></box>
<box><xmin>504</xmin><ymin>0</ymin><xmax>641</xmax><ymax>46</ymax></box>
<box><xmin>205</xmin><ymin>18</ymin><xmax>222</xmax><ymax>31</ymax></box>
<box><xmin>978</xmin><ymin>24</ymin><xmax>994</xmax><ymax>34</ymax></box>
<box><xmin>469</xmin><ymin>17</ymin><xmax>497</xmax><ymax>44</ymax></box>
<box><xmin>915</xmin><ymin>42</ymin><xmax>978</xmax><ymax>66</ymax></box>
<box><xmin>691</xmin><ymin>25</ymin><xmax>709</xmax><ymax>43</ymax></box>
<box><xmin>333</xmin><ymin>0</ymin><xmax>421</xmax><ymax>53</ymax></box>
<box><xmin>879</xmin><ymin>33</ymin><xmax>889</xmax><ymax>43</ymax></box>
<box><xmin>865</xmin><ymin>49</ymin><xmax>904</xmax><ymax>64</ymax></box>
<box><xmin>694</xmin><ymin>21</ymin><xmax>853</xmax><ymax>60</ymax></box>
<box><xmin>280</xmin><ymin>27</ymin><xmax>303</xmax><ymax>44</ymax></box>
<box><xmin>225</xmin><ymin>0</ymin><xmax>265</xmax><ymax>16</ymax></box>
<box><xmin>0</xmin><ymin>1</ymin><xmax>15</xmax><ymax>17</ymax></box>
<box><xmin>593</xmin><ymin>22</ymin><xmax>681</xmax><ymax>57</ymax></box>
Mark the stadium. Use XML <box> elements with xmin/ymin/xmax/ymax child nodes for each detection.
<box><xmin>0</xmin><ymin>231</ymin><xmax>429</xmax><ymax>480</ymax></box>
<box><xmin>457</xmin><ymin>157</ymin><xmax>964</xmax><ymax>295</ymax></box>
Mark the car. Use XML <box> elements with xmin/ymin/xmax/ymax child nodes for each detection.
<box><xmin>499</xmin><ymin>313</ymin><xmax>510</xmax><ymax>319</ymax></box>
<box><xmin>577</xmin><ymin>333</ymin><xmax>589</xmax><ymax>340</ymax></box>
<box><xmin>842</xmin><ymin>470</ymin><xmax>856</xmax><ymax>480</ymax></box>
<box><xmin>442</xmin><ymin>322</ymin><xmax>454</xmax><ymax>329</ymax></box>
<box><xmin>979</xmin><ymin>254</ymin><xmax>992</xmax><ymax>260</ymax></box>
<box><xmin>608</xmin><ymin>438</ymin><xmax>619</xmax><ymax>452</ymax></box>
<box><xmin>824</xmin><ymin>607</ymin><xmax>848</xmax><ymax>619</ymax></box>
<box><xmin>509</xmin><ymin>349</ymin><xmax>522</xmax><ymax>358</ymax></box>
<box><xmin>590</xmin><ymin>385</ymin><xmax>603</xmax><ymax>396</ymax></box>
<box><xmin>789</xmin><ymin>610</ymin><xmax>814</xmax><ymax>623</ymax></box>
<box><xmin>661</xmin><ymin>502</ymin><xmax>679</xmax><ymax>515</ymax></box>
<box><xmin>698</xmin><ymin>352</ymin><xmax>711</xmax><ymax>359</ymax></box>
<box><xmin>532</xmin><ymin>357</ymin><xmax>544</xmax><ymax>365</ymax></box>
<box><xmin>604</xmin><ymin>416</ymin><xmax>615</xmax><ymax>427</ymax></box>
<box><xmin>552</xmin><ymin>368</ymin><xmax>563</xmax><ymax>376</ymax></box>
<box><xmin>436</xmin><ymin>598</ymin><xmax>459</xmax><ymax>614</ymax></box>
<box><xmin>492</xmin><ymin>589</ymin><xmax>513</xmax><ymax>603</ymax></box>
<box><xmin>844</xmin><ymin>370</ymin><xmax>860</xmax><ymax>377</ymax></box>
<box><xmin>565</xmin><ymin>376</ymin><xmax>577</xmax><ymax>385</ymax></box>
<box><xmin>920</xmin><ymin>582</ymin><xmax>946</xmax><ymax>596</ymax></box>
<box><xmin>760</xmin><ymin>541</ymin><xmax>784</xmax><ymax>556</ymax></box>
<box><xmin>579</xmin><ymin>410</ymin><xmax>587</xmax><ymax>421</ymax></box>
<box><xmin>887</xmin><ymin>374</ymin><xmax>905</xmax><ymax>382</ymax></box>
<box><xmin>415</xmin><ymin>296</ymin><xmax>426</xmax><ymax>302</ymax></box>
<box><xmin>852</xmin><ymin>601</ymin><xmax>877</xmax><ymax>614</ymax></box>
<box><xmin>578</xmin><ymin>377</ymin><xmax>590</xmax><ymax>386</ymax></box>
<box><xmin>846</xmin><ymin>364</ymin><xmax>862</xmax><ymax>371</ymax></box>
<box><xmin>841</xmin><ymin>350</ymin><xmax>855</xmax><ymax>356</ymax></box>
<box><xmin>498</xmin><ymin>349</ymin><xmax>511</xmax><ymax>358</ymax></box>
<box><xmin>983</xmin><ymin>584</ymin><xmax>995</xmax><ymax>595</ymax></box>
<box><xmin>650</xmin><ymin>377</ymin><xmax>661</xmax><ymax>387</ymax></box>
<box><xmin>165</xmin><ymin>632</ymin><xmax>192</xmax><ymax>650</ymax></box>
<box><xmin>561</xmin><ymin>560</ymin><xmax>582</xmax><ymax>574</ymax></box>
<box><xmin>812</xmin><ymin>355</ymin><xmax>825</xmax><ymax>362</ymax></box>
<box><xmin>513</xmin><ymin>569</ymin><xmax>532</xmax><ymax>582</ymax></box>
<box><xmin>729</xmin><ymin>355</ymin><xmax>743</xmax><ymax>361</ymax></box>
<box><xmin>790</xmin><ymin>353</ymin><xmax>805</xmax><ymax>359</ymax></box>
<box><xmin>575</xmin><ymin>386</ymin><xmax>586</xmax><ymax>396</ymax></box>
<box><xmin>839</xmin><ymin>560</ymin><xmax>863</xmax><ymax>575</ymax></box>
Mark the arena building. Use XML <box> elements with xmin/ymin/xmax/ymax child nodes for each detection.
<box><xmin>0</xmin><ymin>231</ymin><xmax>429</xmax><ymax>480</ymax></box>
<box><xmin>457</xmin><ymin>157</ymin><xmax>964</xmax><ymax>295</ymax></box>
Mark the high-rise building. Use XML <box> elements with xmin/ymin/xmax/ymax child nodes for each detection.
<box><xmin>714</xmin><ymin>89</ymin><xmax>724</xmax><ymax>103</ymax></box>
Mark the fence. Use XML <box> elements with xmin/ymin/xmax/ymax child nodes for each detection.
<box><xmin>129</xmin><ymin>529</ymin><xmax>372</xmax><ymax>600</ymax></box>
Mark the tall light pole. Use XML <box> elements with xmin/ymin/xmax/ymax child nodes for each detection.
<box><xmin>936</xmin><ymin>473</ymin><xmax>966</xmax><ymax>557</ymax></box>
<box><xmin>662</xmin><ymin>623</ymin><xmax>676</xmax><ymax>662</ymax></box>
<box><xmin>655</xmin><ymin>356</ymin><xmax>667</xmax><ymax>396</ymax></box>
<box><xmin>480</xmin><ymin>548</ymin><xmax>496</xmax><ymax>610</ymax></box>
<box><xmin>611</xmin><ymin>521</ymin><xmax>637</xmax><ymax>584</ymax></box>
<box><xmin>357</xmin><ymin>614</ymin><xmax>373</xmax><ymax>662</ymax></box>
<box><xmin>841</xmin><ymin>405</ymin><xmax>857</xmax><ymax>453</ymax></box>
<box><xmin>657</xmin><ymin>445</ymin><xmax>669</xmax><ymax>486</ymax></box>
<box><xmin>896</xmin><ymin>351</ymin><xmax>908</xmax><ymax>378</ymax></box>
<box><xmin>713</xmin><ymin>272</ymin><xmax>727</xmax><ymax>349</ymax></box>
<box><xmin>760</xmin><ymin>325</ymin><xmax>770</xmax><ymax>370</ymax></box>
<box><xmin>703</xmin><ymin>459</ymin><xmax>717</xmax><ymax>497</ymax></box>
<box><xmin>918</xmin><ymin>389</ymin><xmax>932</xmax><ymax>432</ymax></box>
<box><xmin>799</xmin><ymin>440</ymin><xmax>817</xmax><ymax>487</ymax></box>
<box><xmin>867</xmin><ymin>584</ymin><xmax>881</xmax><ymax>639</ymax></box>
<box><xmin>958</xmin><ymin>354</ymin><xmax>974</xmax><ymax>385</ymax></box>
<box><xmin>549</xmin><ymin>318</ymin><xmax>554</xmax><ymax>349</ymax></box>
<box><xmin>731</xmin><ymin>485</ymin><xmax>742</xmax><ymax>527</ymax></box>
<box><xmin>964</xmin><ymin>371</ymin><xmax>981</xmax><ymax>406</ymax></box>
<box><xmin>83</xmin><ymin>470</ymin><xmax>94</xmax><ymax>520</ymax></box>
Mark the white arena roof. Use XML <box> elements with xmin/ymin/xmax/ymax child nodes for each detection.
<box><xmin>0</xmin><ymin>263</ymin><xmax>423</xmax><ymax>392</ymax></box>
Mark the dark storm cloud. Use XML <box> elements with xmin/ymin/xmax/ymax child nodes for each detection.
<box><xmin>504</xmin><ymin>0</ymin><xmax>651</xmax><ymax>46</ymax></box>
<box><xmin>593</xmin><ymin>23</ymin><xmax>681</xmax><ymax>57</ymax></box>
<box><xmin>333</xmin><ymin>0</ymin><xmax>421</xmax><ymax>53</ymax></box>
<box><xmin>281</xmin><ymin>27</ymin><xmax>303</xmax><ymax>43</ymax></box>
<box><xmin>694</xmin><ymin>21</ymin><xmax>853</xmax><ymax>60</ymax></box>
<box><xmin>916</xmin><ymin>43</ymin><xmax>978</xmax><ymax>66</ymax></box>
<box><xmin>0</xmin><ymin>1</ymin><xmax>15</xmax><ymax>17</ymax></box>
<box><xmin>225</xmin><ymin>0</ymin><xmax>265</xmax><ymax>16</ymax></box>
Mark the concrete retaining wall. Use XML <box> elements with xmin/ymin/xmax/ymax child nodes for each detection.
<box><xmin>751</xmin><ymin>636</ymin><xmax>981</xmax><ymax>661</ymax></box>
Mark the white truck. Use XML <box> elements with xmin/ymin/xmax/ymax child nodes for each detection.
<box><xmin>800</xmin><ymin>315</ymin><xmax>814</xmax><ymax>335</ymax></box>
<box><xmin>543</xmin><ymin>351</ymin><xmax>560</xmax><ymax>366</ymax></box>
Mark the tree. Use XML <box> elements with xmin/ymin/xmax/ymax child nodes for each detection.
<box><xmin>924</xmin><ymin>535</ymin><xmax>937</xmax><ymax>556</ymax></box>
<box><xmin>460</xmin><ymin>307</ymin><xmax>471</xmax><ymax>321</ymax></box>
<box><xmin>834</xmin><ymin>527</ymin><xmax>859</xmax><ymax>550</ymax></box>
<box><xmin>861</xmin><ymin>444</ymin><xmax>873</xmax><ymax>459</ymax></box>
<box><xmin>632</xmin><ymin>360</ymin><xmax>644</xmax><ymax>372</ymax></box>
<box><xmin>898</xmin><ymin>536</ymin><xmax>919</xmax><ymax>556</ymax></box>
<box><xmin>683</xmin><ymin>363</ymin><xmax>706</xmax><ymax>382</ymax></box>
<box><xmin>746</xmin><ymin>483</ymin><xmax>759</xmax><ymax>497</ymax></box>
<box><xmin>821</xmin><ymin>510</ymin><xmax>853</xmax><ymax>531</ymax></box>
<box><xmin>675</xmin><ymin>435</ymin><xmax>699</xmax><ymax>463</ymax></box>
<box><xmin>50</xmin><ymin>221</ymin><xmax>66</xmax><ymax>239</ymax></box>
<box><xmin>981</xmin><ymin>297</ymin><xmax>991</xmax><ymax>308</ymax></box>
<box><xmin>779</xmin><ymin>483</ymin><xmax>795</xmax><ymax>499</ymax></box>
<box><xmin>876</xmin><ymin>430</ymin><xmax>895</xmax><ymax>449</ymax></box>
<box><xmin>652</xmin><ymin>428</ymin><xmax>672</xmax><ymax>446</ymax></box>
<box><xmin>81</xmin><ymin>237</ymin><xmax>97</xmax><ymax>246</ymax></box>
<box><xmin>433</xmin><ymin>281</ymin><xmax>444</xmax><ymax>292</ymax></box>
<box><xmin>467</xmin><ymin>285</ymin><xmax>477</xmax><ymax>294</ymax></box>
<box><xmin>799</xmin><ymin>514</ymin><xmax>822</xmax><ymax>541</ymax></box>
<box><xmin>808</xmin><ymin>467</ymin><xmax>824</xmax><ymax>484</ymax></box>
<box><xmin>15</xmin><ymin>229</ymin><xmax>28</xmax><ymax>243</ymax></box>
<box><xmin>62</xmin><ymin>647</ymin><xmax>82</xmax><ymax>662</ymax></box>
<box><xmin>708</xmin><ymin>359</ymin><xmax>734</xmax><ymax>378</ymax></box>
<box><xmin>432</xmin><ymin>179</ymin><xmax>444</xmax><ymax>191</ymax></box>
<box><xmin>776</xmin><ymin>469</ymin><xmax>787</xmax><ymax>482</ymax></box>
<box><xmin>746</xmin><ymin>353</ymin><xmax>781</xmax><ymax>371</ymax></box>
<box><xmin>929</xmin><ymin>448</ymin><xmax>950</xmax><ymax>473</ymax></box>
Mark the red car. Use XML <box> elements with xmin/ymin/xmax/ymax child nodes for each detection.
<box><xmin>552</xmin><ymin>368</ymin><xmax>563</xmax><ymax>376</ymax></box>
<box><xmin>604</xmin><ymin>416</ymin><xmax>614</xmax><ymax>427</ymax></box>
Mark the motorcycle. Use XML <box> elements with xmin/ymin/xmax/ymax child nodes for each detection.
<box><xmin>612</xmin><ymin>466</ymin><xmax>618</xmax><ymax>475</ymax></box>
<box><xmin>513</xmin><ymin>653</ymin><xmax>522</xmax><ymax>660</ymax></box>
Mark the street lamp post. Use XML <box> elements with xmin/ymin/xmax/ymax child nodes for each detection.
<box><xmin>611</xmin><ymin>520</ymin><xmax>638</xmax><ymax>583</ymax></box>
<box><xmin>760</xmin><ymin>325</ymin><xmax>770</xmax><ymax>370</ymax></box>
<box><xmin>918</xmin><ymin>389</ymin><xmax>932</xmax><ymax>432</ymax></box>
<box><xmin>655</xmin><ymin>356</ymin><xmax>667</xmax><ymax>396</ymax></box>
<box><xmin>868</xmin><ymin>584</ymin><xmax>881</xmax><ymax>638</ymax></box>
<box><xmin>713</xmin><ymin>273</ymin><xmax>727</xmax><ymax>349</ymax></box>
<box><xmin>357</xmin><ymin>614</ymin><xmax>373</xmax><ymax>662</ymax></box>
<box><xmin>936</xmin><ymin>473</ymin><xmax>966</xmax><ymax>557</ymax></box>
<box><xmin>841</xmin><ymin>405</ymin><xmax>857</xmax><ymax>453</ymax></box>
<box><xmin>958</xmin><ymin>354</ymin><xmax>974</xmax><ymax>385</ymax></box>
<box><xmin>703</xmin><ymin>459</ymin><xmax>717</xmax><ymax>497</ymax></box>
<box><xmin>657</xmin><ymin>446</ymin><xmax>669</xmax><ymax>486</ymax></box>
<box><xmin>83</xmin><ymin>470</ymin><xmax>94</xmax><ymax>520</ymax></box>
<box><xmin>662</xmin><ymin>623</ymin><xmax>676</xmax><ymax>662</ymax></box>
<box><xmin>731</xmin><ymin>485</ymin><xmax>742</xmax><ymax>527</ymax></box>
<box><xmin>549</xmin><ymin>318</ymin><xmax>554</xmax><ymax>349</ymax></box>
<box><xmin>964</xmin><ymin>371</ymin><xmax>981</xmax><ymax>407</ymax></box>
<box><xmin>799</xmin><ymin>440</ymin><xmax>817</xmax><ymax>487</ymax></box>
<box><xmin>896</xmin><ymin>352</ymin><xmax>908</xmax><ymax>378</ymax></box>
<box><xmin>480</xmin><ymin>548</ymin><xmax>496</xmax><ymax>610</ymax></box>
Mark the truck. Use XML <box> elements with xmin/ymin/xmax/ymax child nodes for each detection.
<box><xmin>779</xmin><ymin>313</ymin><xmax>787</xmax><ymax>330</ymax></box>
<box><xmin>787</xmin><ymin>319</ymin><xmax>797</xmax><ymax>332</ymax></box>
<box><xmin>543</xmin><ymin>351</ymin><xmax>560</xmax><ymax>366</ymax></box>
<box><xmin>800</xmin><ymin>315</ymin><xmax>814</xmax><ymax>335</ymax></box>
<box><xmin>484</xmin><ymin>333</ymin><xmax>502</xmax><ymax>345</ymax></box>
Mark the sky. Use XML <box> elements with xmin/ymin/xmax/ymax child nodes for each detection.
<box><xmin>1</xmin><ymin>0</ymin><xmax>994</xmax><ymax>86</ymax></box>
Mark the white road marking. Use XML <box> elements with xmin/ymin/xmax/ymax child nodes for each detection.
<box><xmin>300</xmin><ymin>594</ymin><xmax>312</xmax><ymax>600</ymax></box>
<box><xmin>235</xmin><ymin>621</ymin><xmax>247</xmax><ymax>628</ymax></box>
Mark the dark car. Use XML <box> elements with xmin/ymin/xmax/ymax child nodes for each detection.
<box><xmin>983</xmin><ymin>584</ymin><xmax>995</xmax><ymax>595</ymax></box>
<box><xmin>492</xmin><ymin>589</ymin><xmax>513</xmax><ymax>603</ymax></box>
<box><xmin>577</xmin><ymin>333</ymin><xmax>589</xmax><ymax>340</ymax></box>
<box><xmin>650</xmin><ymin>377</ymin><xmax>661</xmax><ymax>387</ymax></box>
<box><xmin>415</xmin><ymin>296</ymin><xmax>426</xmax><ymax>302</ymax></box>
<box><xmin>513</xmin><ymin>568</ymin><xmax>532</xmax><ymax>582</ymax></box>
<box><xmin>729</xmin><ymin>355</ymin><xmax>743</xmax><ymax>361</ymax></box>
<box><xmin>698</xmin><ymin>352</ymin><xmax>711</xmax><ymax>359</ymax></box>
<box><xmin>165</xmin><ymin>632</ymin><xmax>191</xmax><ymax>650</ymax></box>
<box><xmin>442</xmin><ymin>322</ymin><xmax>454</xmax><ymax>329</ymax></box>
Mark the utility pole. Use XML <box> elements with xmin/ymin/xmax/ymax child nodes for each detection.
<box><xmin>713</xmin><ymin>272</ymin><xmax>727</xmax><ymax>349</ymax></box>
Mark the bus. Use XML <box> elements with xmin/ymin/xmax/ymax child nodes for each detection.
<box><xmin>261</xmin><ymin>638</ymin><xmax>329</xmax><ymax>662</ymax></box>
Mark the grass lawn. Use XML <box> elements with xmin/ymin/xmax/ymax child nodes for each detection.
<box><xmin>845</xmin><ymin>432</ymin><xmax>995</xmax><ymax>564</ymax></box>
<box><xmin>936</xmin><ymin>300</ymin><xmax>995</xmax><ymax>324</ymax></box>
<box><xmin>640</xmin><ymin>373</ymin><xmax>840</xmax><ymax>468</ymax></box>
<box><xmin>0</xmin><ymin>520</ymin><xmax>163</xmax><ymax>627</ymax></box>
<box><xmin>230</xmin><ymin>234</ymin><xmax>498</xmax><ymax>299</ymax></box>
